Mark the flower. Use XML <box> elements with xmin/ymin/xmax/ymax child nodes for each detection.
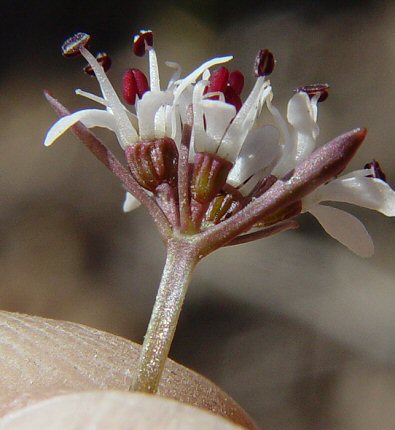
<box><xmin>302</xmin><ymin>164</ymin><xmax>395</xmax><ymax>257</ymax></box>
<box><xmin>44</xmin><ymin>30</ymin><xmax>395</xmax><ymax>257</ymax></box>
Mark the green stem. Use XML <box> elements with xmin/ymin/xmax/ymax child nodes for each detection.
<box><xmin>130</xmin><ymin>240</ymin><xmax>198</xmax><ymax>393</ymax></box>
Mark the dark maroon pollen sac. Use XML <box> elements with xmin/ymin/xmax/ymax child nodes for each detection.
<box><xmin>133</xmin><ymin>30</ymin><xmax>154</xmax><ymax>57</ymax></box>
<box><xmin>364</xmin><ymin>160</ymin><xmax>387</xmax><ymax>182</ymax></box>
<box><xmin>83</xmin><ymin>52</ymin><xmax>112</xmax><ymax>76</ymax></box>
<box><xmin>204</xmin><ymin>67</ymin><xmax>244</xmax><ymax>112</ymax></box>
<box><xmin>228</xmin><ymin>70</ymin><xmax>244</xmax><ymax>95</ymax></box>
<box><xmin>62</xmin><ymin>32</ymin><xmax>91</xmax><ymax>58</ymax></box>
<box><xmin>254</xmin><ymin>49</ymin><xmax>275</xmax><ymax>77</ymax></box>
<box><xmin>206</xmin><ymin>67</ymin><xmax>229</xmax><ymax>96</ymax></box>
<box><xmin>122</xmin><ymin>68</ymin><xmax>149</xmax><ymax>105</ymax></box>
<box><xmin>296</xmin><ymin>83</ymin><xmax>330</xmax><ymax>102</ymax></box>
<box><xmin>224</xmin><ymin>86</ymin><xmax>242</xmax><ymax>112</ymax></box>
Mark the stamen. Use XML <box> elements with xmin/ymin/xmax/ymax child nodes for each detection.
<box><xmin>133</xmin><ymin>29</ymin><xmax>153</xmax><ymax>57</ymax></box>
<box><xmin>75</xmin><ymin>89</ymin><xmax>107</xmax><ymax>106</ymax></box>
<box><xmin>224</xmin><ymin>86</ymin><xmax>242</xmax><ymax>112</ymax></box>
<box><xmin>79</xmin><ymin>46</ymin><xmax>138</xmax><ymax>147</ymax></box>
<box><xmin>364</xmin><ymin>160</ymin><xmax>387</xmax><ymax>181</ymax></box>
<box><xmin>254</xmin><ymin>49</ymin><xmax>275</xmax><ymax>77</ymax></box>
<box><xmin>122</xmin><ymin>68</ymin><xmax>149</xmax><ymax>105</ymax></box>
<box><xmin>228</xmin><ymin>70</ymin><xmax>244</xmax><ymax>95</ymax></box>
<box><xmin>204</xmin><ymin>68</ymin><xmax>243</xmax><ymax>111</ymax></box>
<box><xmin>62</xmin><ymin>32</ymin><xmax>91</xmax><ymax>58</ymax></box>
<box><xmin>205</xmin><ymin>67</ymin><xmax>229</xmax><ymax>97</ymax></box>
<box><xmin>83</xmin><ymin>52</ymin><xmax>112</xmax><ymax>75</ymax></box>
<box><xmin>295</xmin><ymin>83</ymin><xmax>329</xmax><ymax>102</ymax></box>
<box><xmin>148</xmin><ymin>47</ymin><xmax>161</xmax><ymax>92</ymax></box>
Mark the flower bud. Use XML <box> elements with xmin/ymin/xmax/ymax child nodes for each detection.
<box><xmin>191</xmin><ymin>153</ymin><xmax>233</xmax><ymax>203</ymax></box>
<box><xmin>125</xmin><ymin>138</ymin><xmax>178</xmax><ymax>192</ymax></box>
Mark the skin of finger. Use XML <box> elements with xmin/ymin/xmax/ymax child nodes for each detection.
<box><xmin>0</xmin><ymin>311</ymin><xmax>258</xmax><ymax>430</ymax></box>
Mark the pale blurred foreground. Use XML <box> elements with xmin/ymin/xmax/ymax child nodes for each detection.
<box><xmin>0</xmin><ymin>311</ymin><xmax>255</xmax><ymax>429</ymax></box>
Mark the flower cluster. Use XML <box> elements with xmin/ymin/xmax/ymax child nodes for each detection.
<box><xmin>45</xmin><ymin>30</ymin><xmax>395</xmax><ymax>257</ymax></box>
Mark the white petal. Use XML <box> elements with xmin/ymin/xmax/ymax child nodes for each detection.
<box><xmin>287</xmin><ymin>92</ymin><xmax>317</xmax><ymax>134</ymax></box>
<box><xmin>227</xmin><ymin>125</ymin><xmax>280</xmax><ymax>187</ymax></box>
<box><xmin>192</xmin><ymin>81</ymin><xmax>210</xmax><ymax>153</ymax></box>
<box><xmin>308</xmin><ymin>176</ymin><xmax>395</xmax><ymax>216</ymax></box>
<box><xmin>44</xmin><ymin>109</ymin><xmax>116</xmax><ymax>146</ymax></box>
<box><xmin>165</xmin><ymin>61</ymin><xmax>182</xmax><ymax>88</ymax></box>
<box><xmin>266</xmin><ymin>96</ymin><xmax>294</xmax><ymax>176</ymax></box>
<box><xmin>200</xmin><ymin>99</ymin><xmax>236</xmax><ymax>153</ymax></box>
<box><xmin>173</xmin><ymin>55</ymin><xmax>233</xmax><ymax>101</ymax></box>
<box><xmin>136</xmin><ymin>91</ymin><xmax>174</xmax><ymax>140</ymax></box>
<box><xmin>219</xmin><ymin>79</ymin><xmax>271</xmax><ymax>161</ymax></box>
<box><xmin>122</xmin><ymin>193</ymin><xmax>141</xmax><ymax>212</ymax></box>
<box><xmin>287</xmin><ymin>92</ymin><xmax>319</xmax><ymax>162</ymax></box>
<box><xmin>309</xmin><ymin>204</ymin><xmax>374</xmax><ymax>257</ymax></box>
<box><xmin>340</xmin><ymin>168</ymin><xmax>371</xmax><ymax>179</ymax></box>
<box><xmin>154</xmin><ymin>105</ymin><xmax>167</xmax><ymax>138</ymax></box>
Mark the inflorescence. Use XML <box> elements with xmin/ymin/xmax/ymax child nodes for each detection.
<box><xmin>45</xmin><ymin>30</ymin><xmax>395</xmax><ymax>257</ymax></box>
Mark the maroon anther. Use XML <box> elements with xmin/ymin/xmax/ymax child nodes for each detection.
<box><xmin>133</xmin><ymin>30</ymin><xmax>154</xmax><ymax>57</ymax></box>
<box><xmin>62</xmin><ymin>32</ymin><xmax>91</xmax><ymax>58</ymax></box>
<box><xmin>254</xmin><ymin>49</ymin><xmax>275</xmax><ymax>77</ymax></box>
<box><xmin>224</xmin><ymin>86</ymin><xmax>242</xmax><ymax>112</ymax></box>
<box><xmin>125</xmin><ymin>138</ymin><xmax>178</xmax><ymax>192</ymax></box>
<box><xmin>206</xmin><ymin>67</ymin><xmax>229</xmax><ymax>97</ymax></box>
<box><xmin>364</xmin><ymin>160</ymin><xmax>387</xmax><ymax>182</ymax></box>
<box><xmin>83</xmin><ymin>52</ymin><xmax>112</xmax><ymax>76</ymax></box>
<box><xmin>204</xmin><ymin>68</ymin><xmax>244</xmax><ymax>111</ymax></box>
<box><xmin>228</xmin><ymin>70</ymin><xmax>244</xmax><ymax>95</ymax></box>
<box><xmin>296</xmin><ymin>83</ymin><xmax>330</xmax><ymax>102</ymax></box>
<box><xmin>122</xmin><ymin>68</ymin><xmax>149</xmax><ymax>105</ymax></box>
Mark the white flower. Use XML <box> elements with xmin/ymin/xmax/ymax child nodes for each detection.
<box><xmin>302</xmin><ymin>167</ymin><xmax>395</xmax><ymax>257</ymax></box>
<box><xmin>44</xmin><ymin>46</ymin><xmax>232</xmax><ymax>150</ymax></box>
<box><xmin>44</xmin><ymin>32</ymin><xmax>395</xmax><ymax>257</ymax></box>
<box><xmin>44</xmin><ymin>31</ymin><xmax>232</xmax><ymax>210</ymax></box>
<box><xmin>267</xmin><ymin>90</ymin><xmax>320</xmax><ymax>177</ymax></box>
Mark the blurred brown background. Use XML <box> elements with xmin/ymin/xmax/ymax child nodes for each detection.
<box><xmin>1</xmin><ymin>1</ymin><xmax>395</xmax><ymax>429</ymax></box>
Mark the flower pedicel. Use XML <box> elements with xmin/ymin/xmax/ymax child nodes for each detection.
<box><xmin>45</xmin><ymin>30</ymin><xmax>395</xmax><ymax>395</ymax></box>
